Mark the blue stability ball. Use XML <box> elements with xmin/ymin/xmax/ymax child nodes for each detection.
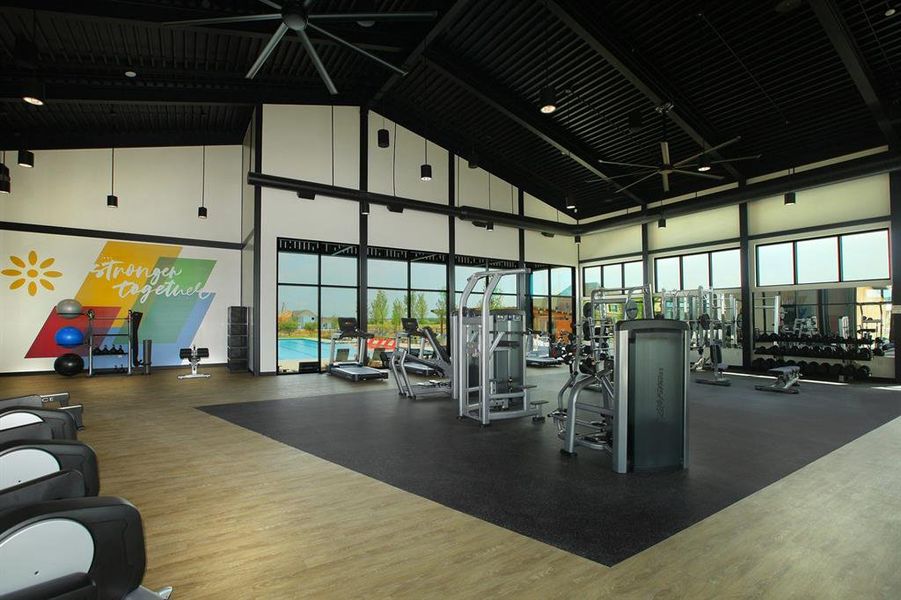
<box><xmin>54</xmin><ymin>326</ymin><xmax>84</xmax><ymax>348</ymax></box>
<box><xmin>56</xmin><ymin>298</ymin><xmax>83</xmax><ymax>319</ymax></box>
<box><xmin>53</xmin><ymin>353</ymin><xmax>84</xmax><ymax>377</ymax></box>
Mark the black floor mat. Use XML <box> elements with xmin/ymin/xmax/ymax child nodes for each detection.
<box><xmin>200</xmin><ymin>376</ymin><xmax>901</xmax><ymax>565</ymax></box>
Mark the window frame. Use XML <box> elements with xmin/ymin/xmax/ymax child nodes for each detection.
<box><xmin>652</xmin><ymin>248</ymin><xmax>742</xmax><ymax>292</ymax></box>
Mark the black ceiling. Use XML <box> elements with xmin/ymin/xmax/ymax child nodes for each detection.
<box><xmin>0</xmin><ymin>0</ymin><xmax>898</xmax><ymax>218</ymax></box>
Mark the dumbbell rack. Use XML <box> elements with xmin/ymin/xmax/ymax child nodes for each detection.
<box><xmin>752</xmin><ymin>332</ymin><xmax>872</xmax><ymax>381</ymax></box>
<box><xmin>86</xmin><ymin>310</ymin><xmax>132</xmax><ymax>377</ymax></box>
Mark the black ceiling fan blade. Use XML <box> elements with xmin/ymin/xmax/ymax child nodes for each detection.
<box><xmin>307</xmin><ymin>23</ymin><xmax>407</xmax><ymax>75</ymax></box>
<box><xmin>662</xmin><ymin>171</ymin><xmax>670</xmax><ymax>193</ymax></box>
<box><xmin>585</xmin><ymin>170</ymin><xmax>657</xmax><ymax>182</ymax></box>
<box><xmin>598</xmin><ymin>158</ymin><xmax>659</xmax><ymax>169</ymax></box>
<box><xmin>673</xmin><ymin>136</ymin><xmax>742</xmax><ymax>168</ymax></box>
<box><xmin>297</xmin><ymin>28</ymin><xmax>338</xmax><ymax>95</ymax></box>
<box><xmin>257</xmin><ymin>0</ymin><xmax>282</xmax><ymax>8</ymax></box>
<box><xmin>710</xmin><ymin>154</ymin><xmax>762</xmax><ymax>163</ymax></box>
<box><xmin>308</xmin><ymin>11</ymin><xmax>439</xmax><ymax>23</ymax></box>
<box><xmin>616</xmin><ymin>170</ymin><xmax>660</xmax><ymax>193</ymax></box>
<box><xmin>163</xmin><ymin>13</ymin><xmax>282</xmax><ymax>26</ymax></box>
<box><xmin>245</xmin><ymin>22</ymin><xmax>290</xmax><ymax>79</ymax></box>
<box><xmin>671</xmin><ymin>169</ymin><xmax>725</xmax><ymax>180</ymax></box>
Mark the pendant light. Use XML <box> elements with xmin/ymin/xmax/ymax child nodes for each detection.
<box><xmin>360</xmin><ymin>199</ymin><xmax>370</xmax><ymax>215</ymax></box>
<box><xmin>0</xmin><ymin>152</ymin><xmax>10</xmax><ymax>194</ymax></box>
<box><xmin>627</xmin><ymin>109</ymin><xmax>643</xmax><ymax>133</ymax></box>
<box><xmin>574</xmin><ymin>234</ymin><xmax>581</xmax><ymax>245</ymax></box>
<box><xmin>697</xmin><ymin>154</ymin><xmax>711</xmax><ymax>172</ymax></box>
<box><xmin>198</xmin><ymin>145</ymin><xmax>207</xmax><ymax>219</ymax></box>
<box><xmin>17</xmin><ymin>149</ymin><xmax>34</xmax><ymax>168</ymax></box>
<box><xmin>486</xmin><ymin>173</ymin><xmax>493</xmax><ymax>231</ymax></box>
<box><xmin>378</xmin><ymin>115</ymin><xmax>390</xmax><ymax>148</ymax></box>
<box><xmin>21</xmin><ymin>15</ymin><xmax>43</xmax><ymax>106</ymax></box>
<box><xmin>784</xmin><ymin>191</ymin><xmax>796</xmax><ymax>206</ymax></box>
<box><xmin>565</xmin><ymin>195</ymin><xmax>576</xmax><ymax>210</ymax></box>
<box><xmin>107</xmin><ymin>147</ymin><xmax>118</xmax><ymax>208</ymax></box>
<box><xmin>468</xmin><ymin>149</ymin><xmax>479</xmax><ymax>169</ymax></box>
<box><xmin>657</xmin><ymin>217</ymin><xmax>667</xmax><ymax>228</ymax></box>
<box><xmin>538</xmin><ymin>2</ymin><xmax>557</xmax><ymax>114</ymax></box>
<box><xmin>420</xmin><ymin>138</ymin><xmax>432</xmax><ymax>181</ymax></box>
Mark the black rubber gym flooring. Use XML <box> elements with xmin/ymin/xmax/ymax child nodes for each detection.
<box><xmin>200</xmin><ymin>374</ymin><xmax>901</xmax><ymax>565</ymax></box>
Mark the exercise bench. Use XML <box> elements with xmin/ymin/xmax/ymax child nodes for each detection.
<box><xmin>755</xmin><ymin>365</ymin><xmax>801</xmax><ymax>394</ymax></box>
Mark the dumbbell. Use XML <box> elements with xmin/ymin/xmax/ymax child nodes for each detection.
<box><xmin>758</xmin><ymin>333</ymin><xmax>772</xmax><ymax>343</ymax></box>
<box><xmin>786</xmin><ymin>360</ymin><xmax>797</xmax><ymax>367</ymax></box>
<box><xmin>776</xmin><ymin>359</ymin><xmax>786</xmax><ymax>367</ymax></box>
<box><xmin>859</xmin><ymin>348</ymin><xmax>872</xmax><ymax>360</ymax></box>
<box><xmin>817</xmin><ymin>363</ymin><xmax>830</xmax><ymax>377</ymax></box>
<box><xmin>828</xmin><ymin>363</ymin><xmax>843</xmax><ymax>378</ymax></box>
<box><xmin>765</xmin><ymin>358</ymin><xmax>777</xmax><ymax>370</ymax></box>
<box><xmin>807</xmin><ymin>362</ymin><xmax>820</xmax><ymax>377</ymax></box>
<box><xmin>752</xmin><ymin>358</ymin><xmax>765</xmax><ymax>372</ymax></box>
<box><xmin>756</xmin><ymin>346</ymin><xmax>768</xmax><ymax>355</ymax></box>
<box><xmin>842</xmin><ymin>364</ymin><xmax>857</xmax><ymax>379</ymax></box>
<box><xmin>798</xmin><ymin>361</ymin><xmax>809</xmax><ymax>375</ymax></box>
<box><xmin>874</xmin><ymin>348</ymin><xmax>885</xmax><ymax>357</ymax></box>
<box><xmin>768</xmin><ymin>345</ymin><xmax>781</xmax><ymax>356</ymax></box>
<box><xmin>856</xmin><ymin>366</ymin><xmax>871</xmax><ymax>380</ymax></box>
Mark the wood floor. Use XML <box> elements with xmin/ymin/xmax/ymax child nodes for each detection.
<box><xmin>2</xmin><ymin>368</ymin><xmax>900</xmax><ymax>599</ymax></box>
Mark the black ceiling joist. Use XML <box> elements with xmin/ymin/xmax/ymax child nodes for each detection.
<box><xmin>367</xmin><ymin>0</ymin><xmax>472</xmax><ymax>106</ymax></box>
<box><xmin>545</xmin><ymin>0</ymin><xmax>745</xmax><ymax>184</ymax></box>
<box><xmin>809</xmin><ymin>0</ymin><xmax>900</xmax><ymax>151</ymax></box>
<box><xmin>375</xmin><ymin>101</ymin><xmax>565</xmax><ymax>206</ymax></box>
<box><xmin>423</xmin><ymin>51</ymin><xmax>646</xmax><ymax>206</ymax></box>
<box><xmin>0</xmin><ymin>128</ymin><xmax>243</xmax><ymax>151</ymax></box>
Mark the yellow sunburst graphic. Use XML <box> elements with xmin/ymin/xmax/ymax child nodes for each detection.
<box><xmin>1</xmin><ymin>250</ymin><xmax>62</xmax><ymax>296</ymax></box>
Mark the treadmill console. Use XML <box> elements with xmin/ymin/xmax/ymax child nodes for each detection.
<box><xmin>337</xmin><ymin>317</ymin><xmax>359</xmax><ymax>334</ymax></box>
<box><xmin>402</xmin><ymin>318</ymin><xmax>419</xmax><ymax>334</ymax></box>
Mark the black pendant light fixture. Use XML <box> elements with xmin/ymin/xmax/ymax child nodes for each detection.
<box><xmin>697</xmin><ymin>154</ymin><xmax>711</xmax><ymax>172</ymax></box>
<box><xmin>360</xmin><ymin>199</ymin><xmax>370</xmax><ymax>215</ymax></box>
<box><xmin>107</xmin><ymin>147</ymin><xmax>118</xmax><ymax>208</ymax></box>
<box><xmin>565</xmin><ymin>195</ymin><xmax>576</xmax><ymax>210</ymax></box>
<box><xmin>420</xmin><ymin>138</ymin><xmax>432</xmax><ymax>181</ymax></box>
<box><xmin>21</xmin><ymin>14</ymin><xmax>44</xmax><ymax>107</ymax></box>
<box><xmin>784</xmin><ymin>191</ymin><xmax>796</xmax><ymax>206</ymax></box>
<box><xmin>574</xmin><ymin>234</ymin><xmax>581</xmax><ymax>245</ymax></box>
<box><xmin>627</xmin><ymin>109</ymin><xmax>644</xmax><ymax>133</ymax></box>
<box><xmin>468</xmin><ymin>148</ymin><xmax>479</xmax><ymax>169</ymax></box>
<box><xmin>17</xmin><ymin>150</ymin><xmax>34</xmax><ymax>168</ymax></box>
<box><xmin>486</xmin><ymin>173</ymin><xmax>493</xmax><ymax>231</ymax></box>
<box><xmin>657</xmin><ymin>217</ymin><xmax>667</xmax><ymax>228</ymax></box>
<box><xmin>0</xmin><ymin>152</ymin><xmax>10</xmax><ymax>194</ymax></box>
<box><xmin>198</xmin><ymin>145</ymin><xmax>208</xmax><ymax>219</ymax></box>
<box><xmin>377</xmin><ymin>115</ymin><xmax>390</xmax><ymax>148</ymax></box>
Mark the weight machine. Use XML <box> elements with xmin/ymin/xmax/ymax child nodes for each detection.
<box><xmin>390</xmin><ymin>318</ymin><xmax>452</xmax><ymax>399</ymax></box>
<box><xmin>453</xmin><ymin>269</ymin><xmax>544</xmax><ymax>425</ymax></box>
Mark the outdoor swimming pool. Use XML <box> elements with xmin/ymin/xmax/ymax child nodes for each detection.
<box><xmin>278</xmin><ymin>337</ymin><xmax>357</xmax><ymax>361</ymax></box>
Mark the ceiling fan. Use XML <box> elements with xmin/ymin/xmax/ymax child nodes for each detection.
<box><xmin>589</xmin><ymin>104</ymin><xmax>761</xmax><ymax>193</ymax></box>
<box><xmin>163</xmin><ymin>0</ymin><xmax>438</xmax><ymax>94</ymax></box>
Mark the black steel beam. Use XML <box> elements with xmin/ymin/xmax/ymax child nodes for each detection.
<box><xmin>578</xmin><ymin>152</ymin><xmax>901</xmax><ymax>234</ymax></box>
<box><xmin>368</xmin><ymin>0</ymin><xmax>473</xmax><ymax>106</ymax></box>
<box><xmin>738</xmin><ymin>203</ymin><xmax>752</xmax><ymax>369</ymax></box>
<box><xmin>247</xmin><ymin>172</ymin><xmax>574</xmax><ymax>236</ymax></box>
<box><xmin>546</xmin><ymin>0</ymin><xmax>745</xmax><ymax>183</ymax></box>
<box><xmin>890</xmin><ymin>171</ymin><xmax>901</xmax><ymax>381</ymax></box>
<box><xmin>0</xmin><ymin>80</ymin><xmax>371</xmax><ymax>106</ymax></box>
<box><xmin>809</xmin><ymin>0</ymin><xmax>900</xmax><ymax>150</ymax></box>
<box><xmin>424</xmin><ymin>51</ymin><xmax>645</xmax><ymax>206</ymax></box>
<box><xmin>0</xmin><ymin>128</ymin><xmax>244</xmax><ymax>151</ymax></box>
<box><xmin>375</xmin><ymin>99</ymin><xmax>566</xmax><ymax>207</ymax></box>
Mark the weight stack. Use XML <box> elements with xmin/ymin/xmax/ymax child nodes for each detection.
<box><xmin>227</xmin><ymin>306</ymin><xmax>249</xmax><ymax>373</ymax></box>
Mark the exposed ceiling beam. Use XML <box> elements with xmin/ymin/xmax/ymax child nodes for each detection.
<box><xmin>368</xmin><ymin>0</ymin><xmax>472</xmax><ymax>106</ymax></box>
<box><xmin>0</xmin><ymin>79</ymin><xmax>371</xmax><ymax>105</ymax></box>
<box><xmin>375</xmin><ymin>100</ymin><xmax>566</xmax><ymax>208</ymax></box>
<box><xmin>423</xmin><ymin>51</ymin><xmax>645</xmax><ymax>206</ymax></box>
<box><xmin>545</xmin><ymin>0</ymin><xmax>745</xmax><ymax>184</ymax></box>
<box><xmin>0</xmin><ymin>128</ymin><xmax>245</xmax><ymax>151</ymax></box>
<box><xmin>809</xmin><ymin>0</ymin><xmax>900</xmax><ymax>151</ymax></box>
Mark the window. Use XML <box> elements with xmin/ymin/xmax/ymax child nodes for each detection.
<box><xmin>277</xmin><ymin>239</ymin><xmax>358</xmax><ymax>374</ymax></box>
<box><xmin>756</xmin><ymin>229</ymin><xmax>889</xmax><ymax>286</ymax></box>
<box><xmin>529</xmin><ymin>263</ymin><xmax>575</xmax><ymax>338</ymax></box>
<box><xmin>655</xmin><ymin>257</ymin><xmax>680</xmax><ymax>292</ymax></box>
<box><xmin>756</xmin><ymin>242</ymin><xmax>794</xmax><ymax>286</ymax></box>
<box><xmin>796</xmin><ymin>237</ymin><xmax>838</xmax><ymax>284</ymax></box>
<box><xmin>841</xmin><ymin>230</ymin><xmax>890</xmax><ymax>281</ymax></box>
<box><xmin>711</xmin><ymin>249</ymin><xmax>741</xmax><ymax>289</ymax></box>
<box><xmin>582</xmin><ymin>259</ymin><xmax>643</xmax><ymax>296</ymax></box>
<box><xmin>681</xmin><ymin>253</ymin><xmax>709</xmax><ymax>291</ymax></box>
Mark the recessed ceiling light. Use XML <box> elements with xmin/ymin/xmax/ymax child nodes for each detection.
<box><xmin>886</xmin><ymin>6</ymin><xmax>897</xmax><ymax>16</ymax></box>
<box><xmin>125</xmin><ymin>70</ymin><xmax>137</xmax><ymax>78</ymax></box>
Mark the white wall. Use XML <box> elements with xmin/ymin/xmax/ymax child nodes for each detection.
<box><xmin>369</xmin><ymin>114</ymin><xmax>448</xmax><ymax>204</ymax></box>
<box><xmin>580</xmin><ymin>225</ymin><xmax>642</xmax><ymax>261</ymax></box>
<box><xmin>748</xmin><ymin>174</ymin><xmax>889</xmax><ymax>235</ymax></box>
<box><xmin>1</xmin><ymin>145</ymin><xmax>244</xmax><ymax>243</ymax></box>
<box><xmin>262</xmin><ymin>104</ymin><xmax>359</xmax><ymax>189</ymax></box>
<box><xmin>648</xmin><ymin>205</ymin><xmax>739</xmax><ymax>250</ymax></box>
<box><xmin>455</xmin><ymin>218</ymin><xmax>519</xmax><ymax>261</ymax></box>
<box><xmin>525</xmin><ymin>231</ymin><xmax>577</xmax><ymax>265</ymax></box>
<box><xmin>368</xmin><ymin>205</ymin><xmax>449</xmax><ymax>252</ymax></box>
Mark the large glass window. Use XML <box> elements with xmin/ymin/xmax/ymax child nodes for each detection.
<box><xmin>796</xmin><ymin>237</ymin><xmax>839</xmax><ymax>284</ymax></box>
<box><xmin>841</xmin><ymin>230</ymin><xmax>890</xmax><ymax>281</ymax></box>
<box><xmin>755</xmin><ymin>229</ymin><xmax>889</xmax><ymax>287</ymax></box>
<box><xmin>277</xmin><ymin>240</ymin><xmax>358</xmax><ymax>374</ymax></box>
<box><xmin>582</xmin><ymin>259</ymin><xmax>644</xmax><ymax>296</ymax></box>
<box><xmin>681</xmin><ymin>253</ymin><xmax>709</xmax><ymax>291</ymax></box>
<box><xmin>623</xmin><ymin>261</ymin><xmax>644</xmax><ymax>288</ymax></box>
<box><xmin>602</xmin><ymin>264</ymin><xmax>622</xmax><ymax>291</ymax></box>
<box><xmin>711</xmin><ymin>249</ymin><xmax>741</xmax><ymax>289</ymax></box>
<box><xmin>584</xmin><ymin>266</ymin><xmax>602</xmax><ymax>295</ymax></box>
<box><xmin>655</xmin><ymin>257</ymin><xmax>681</xmax><ymax>292</ymax></box>
<box><xmin>756</xmin><ymin>242</ymin><xmax>794</xmax><ymax>287</ymax></box>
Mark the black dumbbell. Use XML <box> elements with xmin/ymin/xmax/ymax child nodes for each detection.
<box><xmin>828</xmin><ymin>363</ymin><xmax>843</xmax><ymax>378</ymax></box>
<box><xmin>765</xmin><ymin>358</ymin><xmax>777</xmax><ymax>370</ymax></box>
<box><xmin>856</xmin><ymin>366</ymin><xmax>871</xmax><ymax>380</ymax></box>
<box><xmin>752</xmin><ymin>358</ymin><xmax>764</xmax><ymax>372</ymax></box>
<box><xmin>842</xmin><ymin>364</ymin><xmax>857</xmax><ymax>379</ymax></box>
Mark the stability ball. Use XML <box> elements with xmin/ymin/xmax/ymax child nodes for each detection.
<box><xmin>53</xmin><ymin>353</ymin><xmax>84</xmax><ymax>377</ymax></box>
<box><xmin>56</xmin><ymin>299</ymin><xmax>83</xmax><ymax>319</ymax></box>
<box><xmin>54</xmin><ymin>326</ymin><xmax>84</xmax><ymax>348</ymax></box>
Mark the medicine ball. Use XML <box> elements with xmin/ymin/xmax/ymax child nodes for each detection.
<box><xmin>53</xmin><ymin>352</ymin><xmax>84</xmax><ymax>377</ymax></box>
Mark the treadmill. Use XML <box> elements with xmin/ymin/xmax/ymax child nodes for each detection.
<box><xmin>398</xmin><ymin>318</ymin><xmax>439</xmax><ymax>377</ymax></box>
<box><xmin>327</xmin><ymin>317</ymin><xmax>389</xmax><ymax>381</ymax></box>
